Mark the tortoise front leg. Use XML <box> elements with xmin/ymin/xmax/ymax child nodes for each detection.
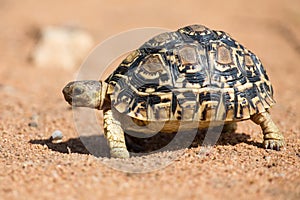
<box><xmin>251</xmin><ymin>111</ymin><xmax>285</xmax><ymax>150</ymax></box>
<box><xmin>103</xmin><ymin>109</ymin><xmax>130</xmax><ymax>158</ymax></box>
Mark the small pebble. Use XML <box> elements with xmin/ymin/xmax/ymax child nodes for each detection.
<box><xmin>28</xmin><ymin>122</ymin><xmax>38</xmax><ymax>127</ymax></box>
<box><xmin>50</xmin><ymin>130</ymin><xmax>63</xmax><ymax>143</ymax></box>
<box><xmin>28</xmin><ymin>114</ymin><xmax>39</xmax><ymax>128</ymax></box>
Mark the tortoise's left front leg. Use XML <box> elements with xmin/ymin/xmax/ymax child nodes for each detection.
<box><xmin>103</xmin><ymin>109</ymin><xmax>130</xmax><ymax>158</ymax></box>
<box><xmin>251</xmin><ymin>111</ymin><xmax>285</xmax><ymax>150</ymax></box>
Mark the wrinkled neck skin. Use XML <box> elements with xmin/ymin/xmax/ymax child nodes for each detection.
<box><xmin>99</xmin><ymin>81</ymin><xmax>109</xmax><ymax>110</ymax></box>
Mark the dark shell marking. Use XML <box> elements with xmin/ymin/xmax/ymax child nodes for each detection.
<box><xmin>105</xmin><ymin>24</ymin><xmax>274</xmax><ymax>122</ymax></box>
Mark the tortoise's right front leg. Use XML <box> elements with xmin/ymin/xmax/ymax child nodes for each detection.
<box><xmin>103</xmin><ymin>109</ymin><xmax>130</xmax><ymax>158</ymax></box>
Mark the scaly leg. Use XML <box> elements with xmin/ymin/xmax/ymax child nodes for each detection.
<box><xmin>103</xmin><ymin>109</ymin><xmax>130</xmax><ymax>158</ymax></box>
<box><xmin>222</xmin><ymin>122</ymin><xmax>237</xmax><ymax>134</ymax></box>
<box><xmin>251</xmin><ymin>112</ymin><xmax>285</xmax><ymax>150</ymax></box>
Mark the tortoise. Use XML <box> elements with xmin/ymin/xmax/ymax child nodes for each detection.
<box><xmin>62</xmin><ymin>24</ymin><xmax>284</xmax><ymax>158</ymax></box>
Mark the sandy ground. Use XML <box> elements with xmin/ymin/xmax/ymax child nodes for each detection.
<box><xmin>0</xmin><ymin>0</ymin><xmax>300</xmax><ymax>199</ymax></box>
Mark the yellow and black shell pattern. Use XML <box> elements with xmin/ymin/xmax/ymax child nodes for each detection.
<box><xmin>105</xmin><ymin>24</ymin><xmax>275</xmax><ymax>122</ymax></box>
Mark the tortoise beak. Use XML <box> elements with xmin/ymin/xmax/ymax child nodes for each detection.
<box><xmin>62</xmin><ymin>82</ymin><xmax>74</xmax><ymax>105</ymax></box>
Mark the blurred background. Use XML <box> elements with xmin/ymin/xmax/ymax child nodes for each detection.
<box><xmin>0</xmin><ymin>0</ymin><xmax>299</xmax><ymax>111</ymax></box>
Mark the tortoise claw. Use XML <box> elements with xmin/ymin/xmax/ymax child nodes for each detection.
<box><xmin>263</xmin><ymin>131</ymin><xmax>285</xmax><ymax>151</ymax></box>
<box><xmin>263</xmin><ymin>139</ymin><xmax>284</xmax><ymax>151</ymax></box>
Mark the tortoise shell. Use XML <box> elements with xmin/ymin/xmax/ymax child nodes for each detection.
<box><xmin>105</xmin><ymin>24</ymin><xmax>275</xmax><ymax>122</ymax></box>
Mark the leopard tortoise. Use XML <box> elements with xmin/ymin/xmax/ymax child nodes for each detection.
<box><xmin>62</xmin><ymin>24</ymin><xmax>285</xmax><ymax>158</ymax></box>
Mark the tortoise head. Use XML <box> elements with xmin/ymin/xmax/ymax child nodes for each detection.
<box><xmin>62</xmin><ymin>80</ymin><xmax>103</xmax><ymax>109</ymax></box>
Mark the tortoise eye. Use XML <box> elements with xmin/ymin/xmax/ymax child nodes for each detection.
<box><xmin>73</xmin><ymin>87</ymin><xmax>84</xmax><ymax>95</ymax></box>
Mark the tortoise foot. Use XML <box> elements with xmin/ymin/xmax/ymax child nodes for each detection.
<box><xmin>251</xmin><ymin>112</ymin><xmax>285</xmax><ymax>151</ymax></box>
<box><xmin>263</xmin><ymin>132</ymin><xmax>285</xmax><ymax>151</ymax></box>
<box><xmin>110</xmin><ymin>148</ymin><xmax>130</xmax><ymax>158</ymax></box>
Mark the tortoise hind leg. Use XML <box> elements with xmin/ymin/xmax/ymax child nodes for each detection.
<box><xmin>222</xmin><ymin>122</ymin><xmax>237</xmax><ymax>134</ymax></box>
<box><xmin>103</xmin><ymin>109</ymin><xmax>130</xmax><ymax>158</ymax></box>
<box><xmin>251</xmin><ymin>112</ymin><xmax>285</xmax><ymax>150</ymax></box>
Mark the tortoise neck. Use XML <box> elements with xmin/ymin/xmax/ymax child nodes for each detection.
<box><xmin>99</xmin><ymin>81</ymin><xmax>108</xmax><ymax>110</ymax></box>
